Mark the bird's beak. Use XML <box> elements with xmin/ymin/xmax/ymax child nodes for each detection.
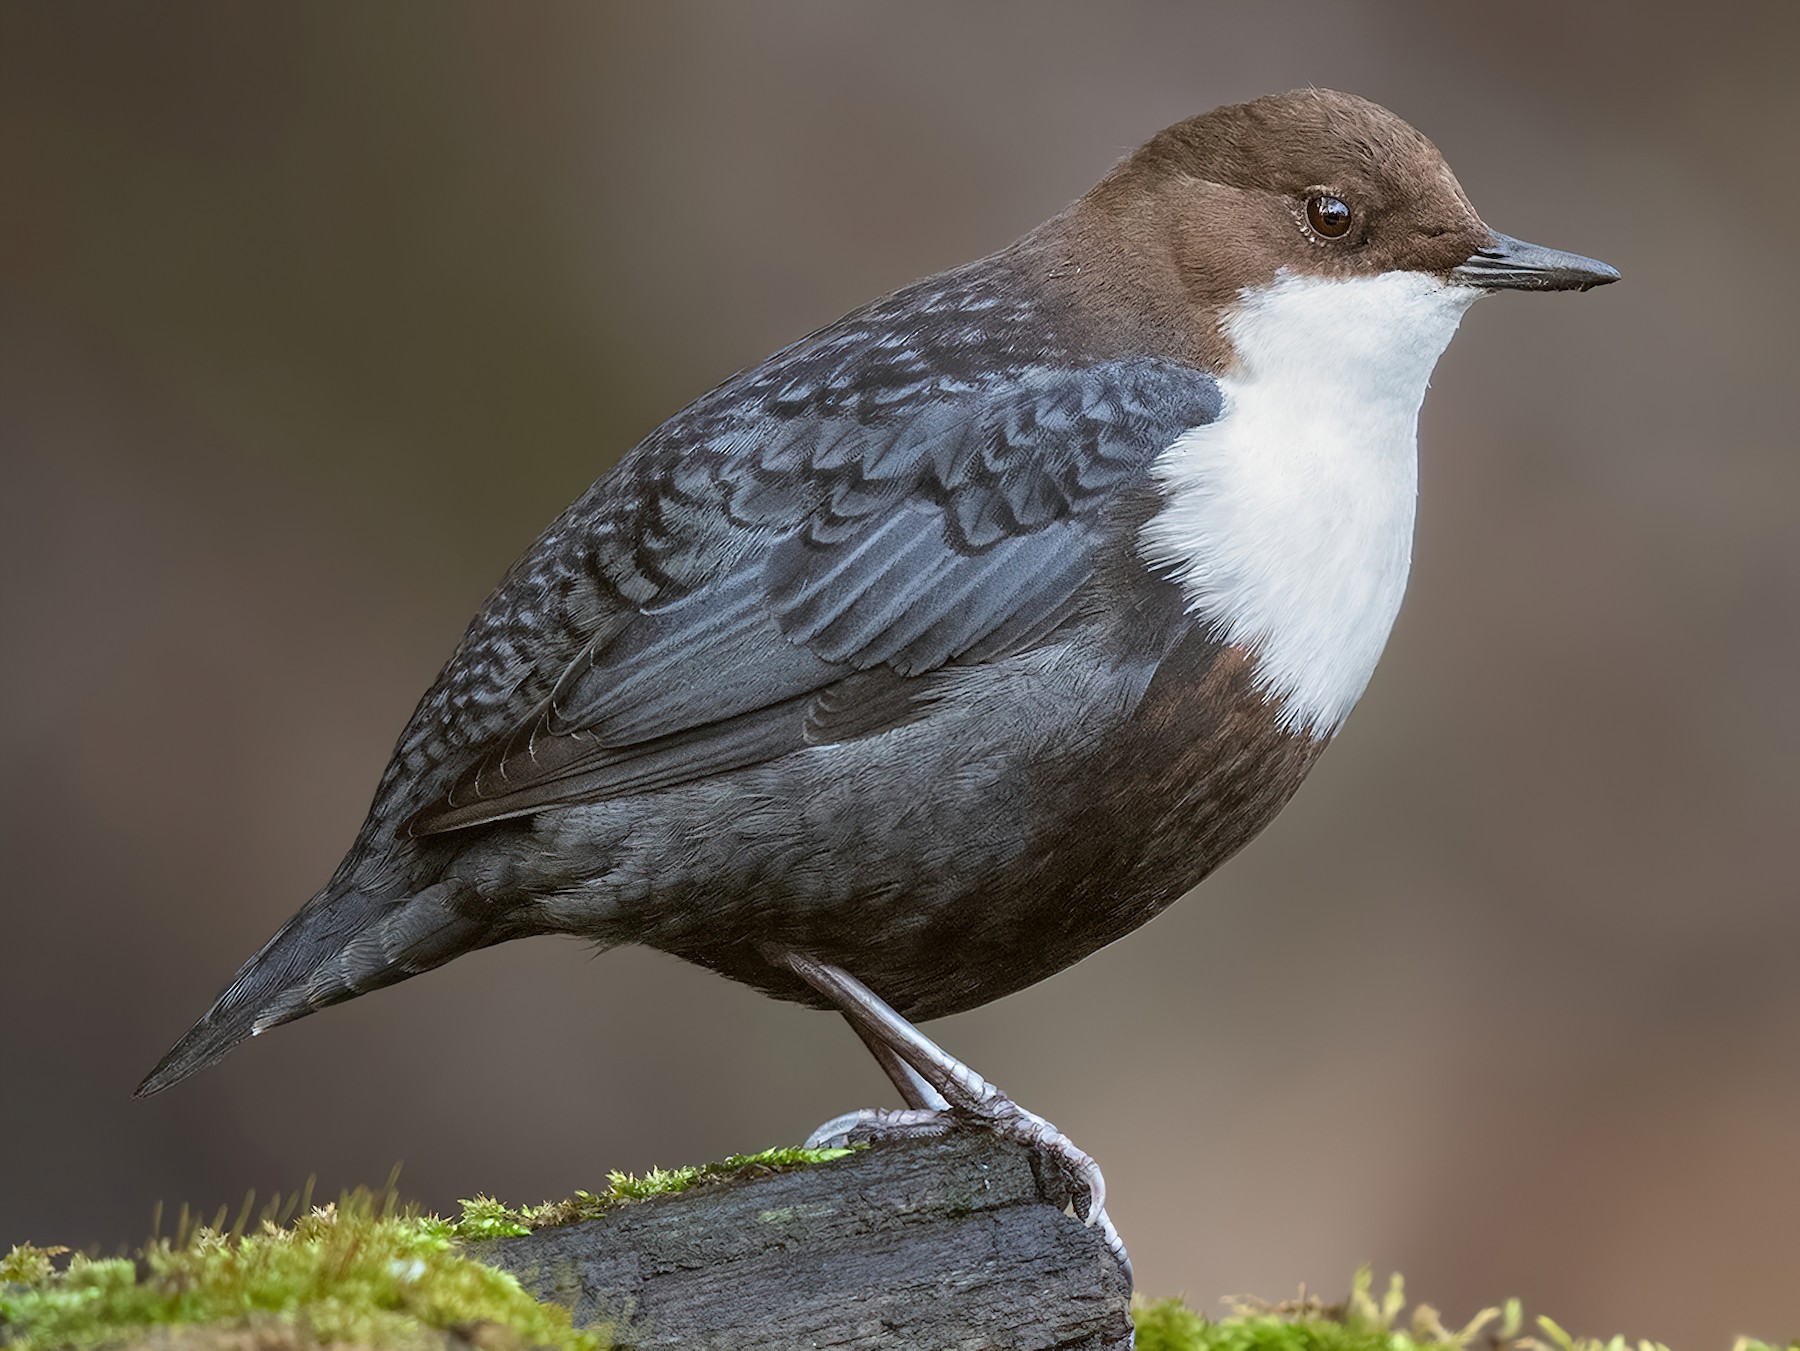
<box><xmin>1451</xmin><ymin>231</ymin><xmax>1620</xmax><ymax>293</ymax></box>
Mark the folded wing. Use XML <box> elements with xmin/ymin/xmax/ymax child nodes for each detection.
<box><xmin>405</xmin><ymin>357</ymin><xmax>1219</xmax><ymax>835</ymax></box>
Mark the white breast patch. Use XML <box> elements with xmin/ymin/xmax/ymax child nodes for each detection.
<box><xmin>1140</xmin><ymin>270</ymin><xmax>1478</xmax><ymax>737</ymax></box>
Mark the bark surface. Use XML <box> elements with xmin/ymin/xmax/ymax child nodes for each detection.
<box><xmin>475</xmin><ymin>1134</ymin><xmax>1134</xmax><ymax>1350</ymax></box>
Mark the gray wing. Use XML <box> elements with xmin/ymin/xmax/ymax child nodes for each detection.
<box><xmin>403</xmin><ymin>356</ymin><xmax>1220</xmax><ymax>835</ymax></box>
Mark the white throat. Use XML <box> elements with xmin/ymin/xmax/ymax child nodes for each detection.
<box><xmin>1141</xmin><ymin>270</ymin><xmax>1477</xmax><ymax>737</ymax></box>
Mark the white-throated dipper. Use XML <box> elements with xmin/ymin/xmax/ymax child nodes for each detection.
<box><xmin>138</xmin><ymin>89</ymin><xmax>1617</xmax><ymax>1274</ymax></box>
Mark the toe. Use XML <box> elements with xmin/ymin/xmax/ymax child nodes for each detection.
<box><xmin>805</xmin><ymin>1106</ymin><xmax>955</xmax><ymax>1149</ymax></box>
<box><xmin>1093</xmin><ymin>1209</ymin><xmax>1133</xmax><ymax>1289</ymax></box>
<box><xmin>805</xmin><ymin>1109</ymin><xmax>873</xmax><ymax>1150</ymax></box>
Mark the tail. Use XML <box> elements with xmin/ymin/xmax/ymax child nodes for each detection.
<box><xmin>134</xmin><ymin>880</ymin><xmax>499</xmax><ymax>1098</ymax></box>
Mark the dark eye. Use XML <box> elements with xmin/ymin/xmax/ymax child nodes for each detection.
<box><xmin>1305</xmin><ymin>194</ymin><xmax>1352</xmax><ymax>239</ymax></box>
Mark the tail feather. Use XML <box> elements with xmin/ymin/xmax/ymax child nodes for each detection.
<box><xmin>135</xmin><ymin>881</ymin><xmax>494</xmax><ymax>1098</ymax></box>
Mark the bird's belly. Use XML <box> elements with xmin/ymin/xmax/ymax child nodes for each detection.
<box><xmin>636</xmin><ymin>630</ymin><xmax>1326</xmax><ymax>1021</ymax></box>
<box><xmin>850</xmin><ymin>636</ymin><xmax>1326</xmax><ymax>1018</ymax></box>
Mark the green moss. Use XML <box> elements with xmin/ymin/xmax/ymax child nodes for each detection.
<box><xmin>0</xmin><ymin>1195</ymin><xmax>601</xmax><ymax>1351</ymax></box>
<box><xmin>1131</xmin><ymin>1269</ymin><xmax>1796</xmax><ymax>1351</ymax></box>
<box><xmin>5</xmin><ymin>1162</ymin><xmax>1789</xmax><ymax>1351</ymax></box>
<box><xmin>0</xmin><ymin>1146</ymin><xmax>859</xmax><ymax>1350</ymax></box>
<box><xmin>449</xmin><ymin>1143</ymin><xmax>861</xmax><ymax>1238</ymax></box>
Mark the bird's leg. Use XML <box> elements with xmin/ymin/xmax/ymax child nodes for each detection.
<box><xmin>779</xmin><ymin>950</ymin><xmax>1131</xmax><ymax>1284</ymax></box>
<box><xmin>851</xmin><ymin>1014</ymin><xmax>950</xmax><ymax>1111</ymax></box>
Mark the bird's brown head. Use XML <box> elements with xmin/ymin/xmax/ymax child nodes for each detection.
<box><xmin>1070</xmin><ymin>89</ymin><xmax>1616</xmax><ymax>366</ymax></box>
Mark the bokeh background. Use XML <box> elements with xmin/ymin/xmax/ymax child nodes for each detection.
<box><xmin>4</xmin><ymin>2</ymin><xmax>1796</xmax><ymax>1344</ymax></box>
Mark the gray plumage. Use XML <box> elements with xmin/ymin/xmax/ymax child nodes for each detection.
<box><xmin>136</xmin><ymin>254</ymin><xmax>1225</xmax><ymax>1096</ymax></box>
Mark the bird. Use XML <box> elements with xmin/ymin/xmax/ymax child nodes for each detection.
<box><xmin>137</xmin><ymin>88</ymin><xmax>1617</xmax><ymax>1274</ymax></box>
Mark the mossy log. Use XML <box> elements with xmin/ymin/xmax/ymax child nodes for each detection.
<box><xmin>5</xmin><ymin>1146</ymin><xmax>1742</xmax><ymax>1351</ymax></box>
<box><xmin>471</xmin><ymin>1133</ymin><xmax>1133</xmax><ymax>1350</ymax></box>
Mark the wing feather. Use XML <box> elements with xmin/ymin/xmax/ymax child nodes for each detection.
<box><xmin>404</xmin><ymin>355</ymin><xmax>1220</xmax><ymax>836</ymax></box>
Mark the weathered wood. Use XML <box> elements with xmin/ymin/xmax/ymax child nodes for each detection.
<box><xmin>475</xmin><ymin>1134</ymin><xmax>1134</xmax><ymax>1350</ymax></box>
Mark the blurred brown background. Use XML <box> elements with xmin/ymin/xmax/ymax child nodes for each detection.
<box><xmin>2</xmin><ymin>2</ymin><xmax>1796</xmax><ymax>1344</ymax></box>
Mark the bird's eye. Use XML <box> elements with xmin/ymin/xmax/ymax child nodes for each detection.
<box><xmin>1305</xmin><ymin>194</ymin><xmax>1353</xmax><ymax>240</ymax></box>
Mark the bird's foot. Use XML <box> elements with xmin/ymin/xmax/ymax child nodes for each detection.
<box><xmin>805</xmin><ymin>1097</ymin><xmax>1131</xmax><ymax>1283</ymax></box>
<box><xmin>808</xmin><ymin>1095</ymin><xmax>1104</xmax><ymax>1220</ymax></box>
<box><xmin>776</xmin><ymin>951</ymin><xmax>1131</xmax><ymax>1284</ymax></box>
